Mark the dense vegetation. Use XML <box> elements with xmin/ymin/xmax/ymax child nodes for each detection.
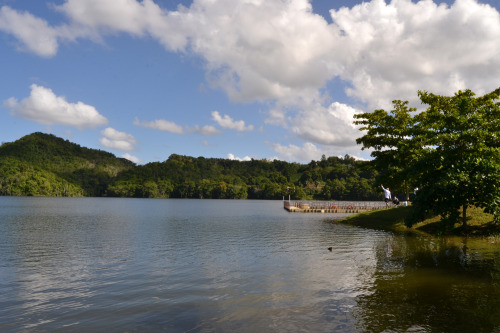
<box><xmin>0</xmin><ymin>132</ymin><xmax>381</xmax><ymax>200</ymax></box>
<box><xmin>355</xmin><ymin>88</ymin><xmax>500</xmax><ymax>228</ymax></box>
<box><xmin>0</xmin><ymin>133</ymin><xmax>135</xmax><ymax>196</ymax></box>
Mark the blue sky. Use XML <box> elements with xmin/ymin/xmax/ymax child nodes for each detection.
<box><xmin>1</xmin><ymin>0</ymin><xmax>499</xmax><ymax>164</ymax></box>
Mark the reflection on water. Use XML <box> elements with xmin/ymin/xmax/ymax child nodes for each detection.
<box><xmin>1</xmin><ymin>197</ymin><xmax>500</xmax><ymax>332</ymax></box>
<box><xmin>355</xmin><ymin>236</ymin><xmax>500</xmax><ymax>332</ymax></box>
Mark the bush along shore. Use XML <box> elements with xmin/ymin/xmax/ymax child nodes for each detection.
<box><xmin>337</xmin><ymin>205</ymin><xmax>500</xmax><ymax>238</ymax></box>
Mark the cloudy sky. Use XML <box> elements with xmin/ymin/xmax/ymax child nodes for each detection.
<box><xmin>1</xmin><ymin>0</ymin><xmax>499</xmax><ymax>164</ymax></box>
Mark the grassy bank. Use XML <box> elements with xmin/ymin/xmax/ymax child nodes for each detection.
<box><xmin>338</xmin><ymin>205</ymin><xmax>500</xmax><ymax>237</ymax></box>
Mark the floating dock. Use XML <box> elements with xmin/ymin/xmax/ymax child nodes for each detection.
<box><xmin>284</xmin><ymin>200</ymin><xmax>389</xmax><ymax>213</ymax></box>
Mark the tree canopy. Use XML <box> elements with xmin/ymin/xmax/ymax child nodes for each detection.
<box><xmin>354</xmin><ymin>100</ymin><xmax>419</xmax><ymax>200</ymax></box>
<box><xmin>355</xmin><ymin>88</ymin><xmax>500</xmax><ymax>228</ymax></box>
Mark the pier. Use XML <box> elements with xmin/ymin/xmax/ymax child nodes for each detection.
<box><xmin>284</xmin><ymin>200</ymin><xmax>389</xmax><ymax>213</ymax></box>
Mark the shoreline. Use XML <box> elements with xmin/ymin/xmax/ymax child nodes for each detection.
<box><xmin>336</xmin><ymin>205</ymin><xmax>500</xmax><ymax>239</ymax></box>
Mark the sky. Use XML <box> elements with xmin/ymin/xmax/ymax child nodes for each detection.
<box><xmin>1</xmin><ymin>0</ymin><xmax>499</xmax><ymax>164</ymax></box>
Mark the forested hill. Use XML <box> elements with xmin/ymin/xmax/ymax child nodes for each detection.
<box><xmin>0</xmin><ymin>132</ymin><xmax>135</xmax><ymax>196</ymax></box>
<box><xmin>0</xmin><ymin>132</ymin><xmax>381</xmax><ymax>200</ymax></box>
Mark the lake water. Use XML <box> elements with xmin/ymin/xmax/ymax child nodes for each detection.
<box><xmin>1</xmin><ymin>197</ymin><xmax>500</xmax><ymax>332</ymax></box>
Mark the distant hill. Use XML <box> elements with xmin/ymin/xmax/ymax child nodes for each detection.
<box><xmin>0</xmin><ymin>132</ymin><xmax>381</xmax><ymax>200</ymax></box>
<box><xmin>0</xmin><ymin>132</ymin><xmax>135</xmax><ymax>196</ymax></box>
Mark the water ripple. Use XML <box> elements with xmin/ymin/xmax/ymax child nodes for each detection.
<box><xmin>2</xmin><ymin>198</ymin><xmax>500</xmax><ymax>332</ymax></box>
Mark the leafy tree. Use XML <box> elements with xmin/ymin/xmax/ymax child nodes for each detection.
<box><xmin>355</xmin><ymin>88</ymin><xmax>500</xmax><ymax>228</ymax></box>
<box><xmin>409</xmin><ymin>88</ymin><xmax>500</xmax><ymax>227</ymax></box>
<box><xmin>354</xmin><ymin>100</ymin><xmax>419</xmax><ymax>200</ymax></box>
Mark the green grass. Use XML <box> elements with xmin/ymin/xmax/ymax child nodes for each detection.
<box><xmin>338</xmin><ymin>206</ymin><xmax>414</xmax><ymax>234</ymax></box>
<box><xmin>338</xmin><ymin>205</ymin><xmax>500</xmax><ymax>237</ymax></box>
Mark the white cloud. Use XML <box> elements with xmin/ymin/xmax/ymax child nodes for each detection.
<box><xmin>330</xmin><ymin>0</ymin><xmax>500</xmax><ymax>109</ymax></box>
<box><xmin>4</xmin><ymin>84</ymin><xmax>108</xmax><ymax>129</ymax></box>
<box><xmin>290</xmin><ymin>101</ymin><xmax>361</xmax><ymax>146</ymax></box>
<box><xmin>184</xmin><ymin>0</ymin><xmax>337</xmax><ymax>102</ymax></box>
<box><xmin>121</xmin><ymin>152</ymin><xmax>142</xmax><ymax>164</ymax></box>
<box><xmin>99</xmin><ymin>127</ymin><xmax>137</xmax><ymax>151</ymax></box>
<box><xmin>187</xmin><ymin>125</ymin><xmax>221</xmax><ymax>136</ymax></box>
<box><xmin>271</xmin><ymin>142</ymin><xmax>323</xmax><ymax>162</ymax></box>
<box><xmin>134</xmin><ymin>117</ymin><xmax>184</xmax><ymax>134</ymax></box>
<box><xmin>2</xmin><ymin>0</ymin><xmax>500</xmax><ymax>157</ymax></box>
<box><xmin>270</xmin><ymin>140</ymin><xmax>366</xmax><ymax>162</ymax></box>
<box><xmin>3</xmin><ymin>0</ymin><xmax>499</xmax><ymax>107</ymax></box>
<box><xmin>0</xmin><ymin>5</ymin><xmax>96</xmax><ymax>57</ymax></box>
<box><xmin>227</xmin><ymin>153</ymin><xmax>252</xmax><ymax>161</ymax></box>
<box><xmin>0</xmin><ymin>6</ymin><xmax>59</xmax><ymax>57</ymax></box>
<box><xmin>134</xmin><ymin>117</ymin><xmax>221</xmax><ymax>136</ymax></box>
<box><xmin>211</xmin><ymin>111</ymin><xmax>253</xmax><ymax>131</ymax></box>
<box><xmin>2</xmin><ymin>0</ymin><xmax>338</xmax><ymax>99</ymax></box>
<box><xmin>55</xmin><ymin>0</ymin><xmax>190</xmax><ymax>50</ymax></box>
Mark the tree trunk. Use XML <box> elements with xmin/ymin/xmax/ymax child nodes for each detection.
<box><xmin>462</xmin><ymin>205</ymin><xmax>467</xmax><ymax>228</ymax></box>
<box><xmin>405</xmin><ymin>180</ymin><xmax>410</xmax><ymax>201</ymax></box>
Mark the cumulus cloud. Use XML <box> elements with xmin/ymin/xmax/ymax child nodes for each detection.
<box><xmin>212</xmin><ymin>111</ymin><xmax>254</xmax><ymax>131</ymax></box>
<box><xmin>55</xmin><ymin>0</ymin><xmax>189</xmax><ymax>51</ymax></box>
<box><xmin>134</xmin><ymin>117</ymin><xmax>221</xmax><ymax>136</ymax></box>
<box><xmin>0</xmin><ymin>6</ymin><xmax>59</xmax><ymax>57</ymax></box>
<box><xmin>4</xmin><ymin>84</ymin><xmax>108</xmax><ymax>129</ymax></box>
<box><xmin>330</xmin><ymin>0</ymin><xmax>500</xmax><ymax>109</ymax></box>
<box><xmin>0</xmin><ymin>5</ymin><xmax>95</xmax><ymax>57</ymax></box>
<box><xmin>2</xmin><ymin>0</ymin><xmax>500</xmax><ymax>159</ymax></box>
<box><xmin>99</xmin><ymin>127</ymin><xmax>137</xmax><ymax>151</ymax></box>
<box><xmin>3</xmin><ymin>1</ymin><xmax>499</xmax><ymax>105</ymax></box>
<box><xmin>271</xmin><ymin>142</ymin><xmax>323</xmax><ymax>162</ymax></box>
<box><xmin>227</xmin><ymin>153</ymin><xmax>252</xmax><ymax>161</ymax></box>
<box><xmin>185</xmin><ymin>0</ymin><xmax>337</xmax><ymax>103</ymax></box>
<box><xmin>270</xmin><ymin>141</ymin><xmax>365</xmax><ymax>162</ymax></box>
<box><xmin>25</xmin><ymin>0</ymin><xmax>497</xmax><ymax>104</ymax></box>
<box><xmin>122</xmin><ymin>152</ymin><xmax>142</xmax><ymax>164</ymax></box>
<box><xmin>290</xmin><ymin>102</ymin><xmax>360</xmax><ymax>146</ymax></box>
<box><xmin>187</xmin><ymin>125</ymin><xmax>221</xmax><ymax>136</ymax></box>
<box><xmin>134</xmin><ymin>117</ymin><xmax>184</xmax><ymax>134</ymax></box>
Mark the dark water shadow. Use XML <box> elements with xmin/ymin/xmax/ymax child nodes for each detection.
<box><xmin>353</xmin><ymin>236</ymin><xmax>500</xmax><ymax>332</ymax></box>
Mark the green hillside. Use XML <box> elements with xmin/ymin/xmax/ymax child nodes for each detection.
<box><xmin>0</xmin><ymin>132</ymin><xmax>381</xmax><ymax>199</ymax></box>
<box><xmin>0</xmin><ymin>132</ymin><xmax>135</xmax><ymax>196</ymax></box>
<box><xmin>106</xmin><ymin>154</ymin><xmax>380</xmax><ymax>200</ymax></box>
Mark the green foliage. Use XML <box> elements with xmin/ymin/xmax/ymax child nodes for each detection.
<box><xmin>109</xmin><ymin>153</ymin><xmax>380</xmax><ymax>200</ymax></box>
<box><xmin>408</xmin><ymin>88</ymin><xmax>500</xmax><ymax>227</ymax></box>
<box><xmin>0</xmin><ymin>132</ymin><xmax>380</xmax><ymax>200</ymax></box>
<box><xmin>354</xmin><ymin>100</ymin><xmax>419</xmax><ymax>200</ymax></box>
<box><xmin>0</xmin><ymin>132</ymin><xmax>134</xmax><ymax>197</ymax></box>
<box><xmin>355</xmin><ymin>88</ymin><xmax>500</xmax><ymax>228</ymax></box>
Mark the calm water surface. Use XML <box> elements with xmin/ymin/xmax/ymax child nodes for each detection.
<box><xmin>1</xmin><ymin>197</ymin><xmax>500</xmax><ymax>332</ymax></box>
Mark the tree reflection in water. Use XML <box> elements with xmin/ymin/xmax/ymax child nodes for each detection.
<box><xmin>353</xmin><ymin>236</ymin><xmax>500</xmax><ymax>332</ymax></box>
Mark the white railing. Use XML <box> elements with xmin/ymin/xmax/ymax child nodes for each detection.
<box><xmin>284</xmin><ymin>200</ymin><xmax>391</xmax><ymax>211</ymax></box>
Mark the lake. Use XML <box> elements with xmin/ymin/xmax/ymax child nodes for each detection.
<box><xmin>1</xmin><ymin>197</ymin><xmax>500</xmax><ymax>332</ymax></box>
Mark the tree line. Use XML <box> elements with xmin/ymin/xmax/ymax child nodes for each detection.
<box><xmin>0</xmin><ymin>132</ymin><xmax>381</xmax><ymax>201</ymax></box>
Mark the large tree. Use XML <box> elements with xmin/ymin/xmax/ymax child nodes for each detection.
<box><xmin>355</xmin><ymin>88</ymin><xmax>500</xmax><ymax>228</ymax></box>
<box><xmin>354</xmin><ymin>100</ymin><xmax>419</xmax><ymax>200</ymax></box>
<box><xmin>409</xmin><ymin>88</ymin><xmax>500</xmax><ymax>227</ymax></box>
